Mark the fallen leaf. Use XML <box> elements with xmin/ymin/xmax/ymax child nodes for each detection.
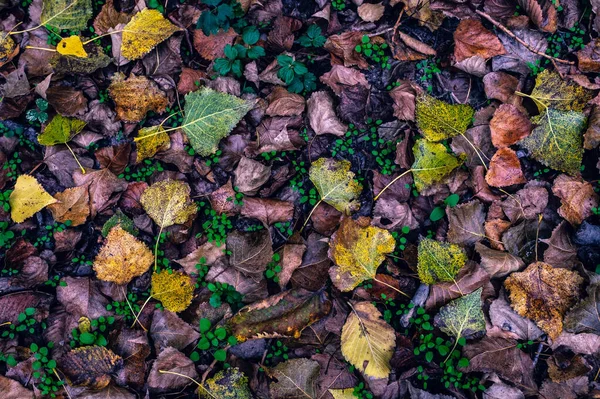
<box><xmin>266</xmin><ymin>86</ymin><xmax>305</xmax><ymax>117</ymax></box>
<box><xmin>483</xmin><ymin>71</ymin><xmax>519</xmax><ymax>103</ymax></box>
<box><xmin>147</xmin><ymin>347</ymin><xmax>198</xmax><ymax>392</ymax></box>
<box><xmin>489</xmin><ymin>292</ymin><xmax>544</xmax><ymax>341</ymax></box>
<box><xmin>490</xmin><ymin>104</ymin><xmax>532</xmax><ymax>148</ymax></box>
<box><xmin>320</xmin><ymin>65</ymin><xmax>369</xmax><ymax>96</ymax></box>
<box><xmin>501</xmin><ymin>184</ymin><xmax>548</xmax><ymax>223</ymax></box>
<box><xmin>453</xmin><ymin>19</ymin><xmax>506</xmax><ymax>62</ymax></box>
<box><xmin>389</xmin><ymin>81</ymin><xmax>420</xmax><ymax>121</ymax></box>
<box><xmin>227</xmin><ymin>229</ymin><xmax>273</xmax><ymax>281</ymax></box>
<box><xmin>240</xmin><ymin>197</ymin><xmax>294</xmax><ymax>226</ymax></box>
<box><xmin>564</xmin><ymin>281</ymin><xmax>600</xmax><ymax>335</ymax></box>
<box><xmin>329</xmin><ymin>388</ymin><xmax>355</xmax><ymax>399</ymax></box>
<box><xmin>38</xmin><ymin>114</ymin><xmax>86</xmax><ymax>146</ymax></box>
<box><xmin>121</xmin><ymin>8</ymin><xmax>180</xmax><ymax>60</ymax></box>
<box><xmin>0</xmin><ymin>375</ymin><xmax>33</xmax><ymax>399</ymax></box>
<box><xmin>73</xmin><ymin>168</ymin><xmax>127</xmax><ymax>218</ymax></box>
<box><xmin>447</xmin><ymin>200</ymin><xmax>486</xmax><ymax>246</ymax></box>
<box><xmin>541</xmin><ymin>222</ymin><xmax>578</xmax><ymax>267</ymax></box>
<box><xmin>202</xmin><ymin>368</ymin><xmax>252</xmax><ymax>399</ymax></box>
<box><xmin>435</xmin><ymin>288</ymin><xmax>485</xmax><ymax>341</ymax></box>
<box><xmin>41</xmin><ymin>0</ymin><xmax>92</xmax><ymax>30</ymax></box>
<box><xmin>411</xmin><ymin>139</ymin><xmax>465</xmax><ymax>192</ymax></box>
<box><xmin>193</xmin><ymin>28</ymin><xmax>237</xmax><ymax>60</ymax></box>
<box><xmin>341</xmin><ymin>301</ymin><xmax>395</xmax><ymax>379</ymax></box>
<box><xmin>270</xmin><ymin>358</ymin><xmax>320</xmax><ymax>399</ymax></box>
<box><xmin>486</xmin><ymin>148</ymin><xmax>526</xmax><ymax>187</ymax></box>
<box><xmin>0</xmin><ymin>32</ymin><xmax>19</xmax><ymax>69</ymax></box>
<box><xmin>328</xmin><ymin>217</ymin><xmax>395</xmax><ymax>292</ymax></box>
<box><xmin>93</xmin><ymin>226</ymin><xmax>154</xmax><ymax>285</ymax></box>
<box><xmin>309</xmin><ymin>158</ymin><xmax>362</xmax><ymax>214</ymax></box>
<box><xmin>417</xmin><ymin>237</ymin><xmax>467</xmax><ymax>285</ymax></box>
<box><xmin>56</xmin><ymin>35</ymin><xmax>88</xmax><ymax>57</ymax></box>
<box><xmin>415</xmin><ymin>94</ymin><xmax>474</xmax><ymax>141</ymax></box>
<box><xmin>9</xmin><ymin>175</ymin><xmax>57</xmax><ymax>223</ymax></box>
<box><xmin>307</xmin><ymin>91</ymin><xmax>347</xmax><ymax>136</ymax></box>
<box><xmin>140</xmin><ymin>180</ymin><xmax>197</xmax><ymax>228</ymax></box>
<box><xmin>47</xmin><ymin>85</ymin><xmax>88</xmax><ymax>117</ymax></box>
<box><xmin>135</xmin><ymin>126</ymin><xmax>170</xmax><ymax>163</ymax></box>
<box><xmin>234</xmin><ymin>156</ymin><xmax>272</xmax><ymax>195</ymax></box>
<box><xmin>151</xmin><ymin>270</ymin><xmax>194</xmax><ymax>313</ymax></box>
<box><xmin>504</xmin><ymin>262</ymin><xmax>583</xmax><ymax>339</ymax></box>
<box><xmin>539</xmin><ymin>376</ymin><xmax>589</xmax><ymax>399</ymax></box>
<box><xmin>552</xmin><ymin>174</ymin><xmax>599</xmax><ymax>225</ymax></box>
<box><xmin>475</xmin><ymin>242</ymin><xmax>525</xmax><ymax>278</ymax></box>
<box><xmin>93</xmin><ymin>0</ymin><xmax>131</xmax><ymax>34</ymax></box>
<box><xmin>425</xmin><ymin>261</ymin><xmax>491</xmax><ymax>309</ymax></box>
<box><xmin>278</xmin><ymin>243</ymin><xmax>305</xmax><ymax>288</ymax></box>
<box><xmin>61</xmin><ymin>346</ymin><xmax>122</xmax><ymax>388</ymax></box>
<box><xmin>518</xmin><ymin>0</ymin><xmax>557</xmax><ymax>33</ymax></box>
<box><xmin>357</xmin><ymin>3</ymin><xmax>385</xmax><ymax>22</ymax></box>
<box><xmin>48</xmin><ymin>185</ymin><xmax>90</xmax><ymax>226</ymax></box>
<box><xmin>577</xmin><ymin>38</ymin><xmax>600</xmax><ymax>73</ymax></box>
<box><xmin>529</xmin><ymin>69</ymin><xmax>592</xmax><ymax>113</ymax></box>
<box><xmin>108</xmin><ymin>73</ymin><xmax>168</xmax><ymax>123</ymax></box>
<box><xmin>324</xmin><ymin>32</ymin><xmax>370</xmax><ymax>69</ymax></box>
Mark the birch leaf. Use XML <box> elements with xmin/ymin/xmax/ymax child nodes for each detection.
<box><xmin>340</xmin><ymin>301</ymin><xmax>395</xmax><ymax>379</ymax></box>
<box><xmin>9</xmin><ymin>175</ymin><xmax>57</xmax><ymax>223</ymax></box>
<box><xmin>140</xmin><ymin>180</ymin><xmax>197</xmax><ymax>228</ymax></box>
<box><xmin>435</xmin><ymin>288</ymin><xmax>485</xmax><ymax>341</ymax></box>
<box><xmin>329</xmin><ymin>389</ymin><xmax>356</xmax><ymax>399</ymax></box>
<box><xmin>38</xmin><ymin>114</ymin><xmax>86</xmax><ymax>146</ymax></box>
<box><xmin>415</xmin><ymin>94</ymin><xmax>474</xmax><ymax>141</ymax></box>
<box><xmin>411</xmin><ymin>139</ymin><xmax>465</xmax><ymax>192</ymax></box>
<box><xmin>417</xmin><ymin>237</ymin><xmax>467</xmax><ymax>285</ymax></box>
<box><xmin>269</xmin><ymin>358</ymin><xmax>320</xmax><ymax>399</ymax></box>
<box><xmin>519</xmin><ymin>109</ymin><xmax>586</xmax><ymax>176</ymax></box>
<box><xmin>309</xmin><ymin>158</ymin><xmax>363</xmax><ymax>214</ymax></box>
<box><xmin>41</xmin><ymin>0</ymin><xmax>92</xmax><ymax>31</ymax></box>
<box><xmin>121</xmin><ymin>8</ymin><xmax>180</xmax><ymax>60</ymax></box>
<box><xmin>135</xmin><ymin>125</ymin><xmax>170</xmax><ymax>163</ymax></box>
<box><xmin>181</xmin><ymin>88</ymin><xmax>254</xmax><ymax>157</ymax></box>
<box><xmin>56</xmin><ymin>36</ymin><xmax>87</xmax><ymax>58</ymax></box>
<box><xmin>329</xmin><ymin>217</ymin><xmax>395</xmax><ymax>292</ymax></box>
<box><xmin>202</xmin><ymin>368</ymin><xmax>252</xmax><ymax>399</ymax></box>
<box><xmin>528</xmin><ymin>69</ymin><xmax>593</xmax><ymax>112</ymax></box>
<box><xmin>151</xmin><ymin>270</ymin><xmax>194</xmax><ymax>313</ymax></box>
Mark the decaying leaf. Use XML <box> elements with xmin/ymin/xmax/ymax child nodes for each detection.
<box><xmin>541</xmin><ymin>221</ymin><xmax>578</xmax><ymax>267</ymax></box>
<box><xmin>307</xmin><ymin>91</ymin><xmax>347</xmax><ymax>136</ymax></box>
<box><xmin>93</xmin><ymin>226</ymin><xmax>154</xmax><ymax>285</ymax></box>
<box><xmin>504</xmin><ymin>262</ymin><xmax>583</xmax><ymax>339</ymax></box>
<box><xmin>108</xmin><ymin>73</ymin><xmax>168</xmax><ymax>123</ymax></box>
<box><xmin>201</xmin><ymin>368</ymin><xmax>252</xmax><ymax>399</ymax></box>
<box><xmin>328</xmin><ymin>217</ymin><xmax>395</xmax><ymax>292</ymax></box>
<box><xmin>453</xmin><ymin>19</ymin><xmax>506</xmax><ymax>62</ymax></box>
<box><xmin>41</xmin><ymin>0</ymin><xmax>92</xmax><ymax>31</ymax></box>
<box><xmin>446</xmin><ymin>200</ymin><xmax>486</xmax><ymax>246</ymax></box>
<box><xmin>151</xmin><ymin>270</ymin><xmax>194</xmax><ymax>313</ymax></box>
<box><xmin>435</xmin><ymin>288</ymin><xmax>485</xmax><ymax>341</ymax></box>
<box><xmin>329</xmin><ymin>388</ymin><xmax>355</xmax><ymax>399</ymax></box>
<box><xmin>135</xmin><ymin>126</ymin><xmax>170</xmax><ymax>163</ymax></box>
<box><xmin>417</xmin><ymin>238</ymin><xmax>467</xmax><ymax>285</ymax></box>
<box><xmin>270</xmin><ymin>358</ymin><xmax>320</xmax><ymax>399</ymax></box>
<box><xmin>340</xmin><ymin>301</ymin><xmax>395</xmax><ymax>379</ymax></box>
<box><xmin>475</xmin><ymin>242</ymin><xmax>525</xmax><ymax>278</ymax></box>
<box><xmin>9</xmin><ymin>175</ymin><xmax>57</xmax><ymax>223</ymax></box>
<box><xmin>309</xmin><ymin>158</ymin><xmax>363</xmax><ymax>214</ymax></box>
<box><xmin>411</xmin><ymin>139</ymin><xmax>465</xmax><ymax>192</ymax></box>
<box><xmin>121</xmin><ymin>8</ymin><xmax>180</xmax><ymax>60</ymax></box>
<box><xmin>415</xmin><ymin>94</ymin><xmax>474</xmax><ymax>142</ymax></box>
<box><xmin>490</xmin><ymin>104</ymin><xmax>532</xmax><ymax>148</ymax></box>
<box><xmin>181</xmin><ymin>87</ymin><xmax>254</xmax><ymax>156</ymax></box>
<box><xmin>140</xmin><ymin>180</ymin><xmax>197</xmax><ymax>228</ymax></box>
<box><xmin>227</xmin><ymin>288</ymin><xmax>331</xmax><ymax>342</ymax></box>
<box><xmin>485</xmin><ymin>147</ymin><xmax>526</xmax><ymax>187</ymax></box>
<box><xmin>552</xmin><ymin>174</ymin><xmax>599</xmax><ymax>226</ymax></box>
<box><xmin>528</xmin><ymin>69</ymin><xmax>593</xmax><ymax>112</ymax></box>
<box><xmin>227</xmin><ymin>229</ymin><xmax>273</xmax><ymax>280</ymax></box>
<box><xmin>48</xmin><ymin>185</ymin><xmax>90</xmax><ymax>226</ymax></box>
<box><xmin>564</xmin><ymin>281</ymin><xmax>600</xmax><ymax>335</ymax></box>
<box><xmin>38</xmin><ymin>114</ymin><xmax>86</xmax><ymax>146</ymax></box>
<box><xmin>61</xmin><ymin>345</ymin><xmax>122</xmax><ymax>388</ymax></box>
<box><xmin>0</xmin><ymin>32</ymin><xmax>18</xmax><ymax>68</ymax></box>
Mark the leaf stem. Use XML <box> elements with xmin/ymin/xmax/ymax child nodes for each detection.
<box><xmin>373</xmin><ymin>276</ymin><xmax>410</xmax><ymax>298</ymax></box>
<box><xmin>158</xmin><ymin>370</ymin><xmax>217</xmax><ymax>399</ymax></box>
<box><xmin>65</xmin><ymin>143</ymin><xmax>86</xmax><ymax>174</ymax></box>
<box><xmin>300</xmin><ymin>198</ymin><xmax>322</xmax><ymax>233</ymax></box>
<box><xmin>374</xmin><ymin>169</ymin><xmax>413</xmax><ymax>201</ymax></box>
<box><xmin>130</xmin><ymin>294</ymin><xmax>153</xmax><ymax>330</ymax></box>
<box><xmin>154</xmin><ymin>225</ymin><xmax>164</xmax><ymax>272</ymax></box>
<box><xmin>25</xmin><ymin>45</ymin><xmax>56</xmax><ymax>52</ymax></box>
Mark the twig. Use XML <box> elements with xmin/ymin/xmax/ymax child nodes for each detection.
<box><xmin>201</xmin><ymin>345</ymin><xmax>230</xmax><ymax>383</ymax></box>
<box><xmin>475</xmin><ymin>10</ymin><xmax>574</xmax><ymax>65</ymax></box>
<box><xmin>532</xmin><ymin>342</ymin><xmax>544</xmax><ymax>367</ymax></box>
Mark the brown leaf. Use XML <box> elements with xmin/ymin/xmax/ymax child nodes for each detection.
<box><xmin>266</xmin><ymin>86</ymin><xmax>305</xmax><ymax>116</ymax></box>
<box><xmin>504</xmin><ymin>262</ymin><xmax>583</xmax><ymax>339</ymax></box>
<box><xmin>577</xmin><ymin>38</ymin><xmax>600</xmax><ymax>73</ymax></box>
<box><xmin>483</xmin><ymin>71</ymin><xmax>519</xmax><ymax>102</ymax></box>
<box><xmin>251</xmin><ymin>116</ymin><xmax>303</xmax><ymax>154</ymax></box>
<box><xmin>0</xmin><ymin>375</ymin><xmax>34</xmax><ymax>399</ymax></box>
<box><xmin>490</xmin><ymin>104</ymin><xmax>531</xmax><ymax>148</ymax></box>
<box><xmin>73</xmin><ymin>168</ymin><xmax>128</xmax><ymax>218</ymax></box>
<box><xmin>450</xmin><ymin>125</ymin><xmax>494</xmax><ymax>168</ymax></box>
<box><xmin>389</xmin><ymin>81</ymin><xmax>420</xmax><ymax>121</ymax></box>
<box><xmin>539</xmin><ymin>376</ymin><xmax>589</xmax><ymax>399</ymax></box>
<box><xmin>108</xmin><ymin>73</ymin><xmax>168</xmax><ymax>123</ymax></box>
<box><xmin>392</xmin><ymin>31</ymin><xmax>437</xmax><ymax>61</ymax></box>
<box><xmin>0</xmin><ymin>291</ymin><xmax>53</xmax><ymax>325</ymax></box>
<box><xmin>233</xmin><ymin>156</ymin><xmax>271</xmax><ymax>195</ymax></box>
<box><xmin>541</xmin><ymin>221</ymin><xmax>578</xmax><ymax>267</ymax></box>
<box><xmin>150</xmin><ymin>310</ymin><xmax>200</xmax><ymax>352</ymax></box>
<box><xmin>95</xmin><ymin>143</ymin><xmax>131</xmax><ymax>175</ymax></box>
<box><xmin>177</xmin><ymin>67</ymin><xmax>206</xmax><ymax>94</ymax></box>
<box><xmin>61</xmin><ymin>346</ymin><xmax>123</xmax><ymax>389</ymax></box>
<box><xmin>147</xmin><ymin>347</ymin><xmax>198</xmax><ymax>392</ymax></box>
<box><xmin>584</xmin><ymin>105</ymin><xmax>600</xmax><ymax>150</ymax></box>
<box><xmin>290</xmin><ymin>233</ymin><xmax>331</xmax><ymax>290</ymax></box>
<box><xmin>425</xmin><ymin>261</ymin><xmax>492</xmax><ymax>309</ymax></box>
<box><xmin>320</xmin><ymin>65</ymin><xmax>369</xmax><ymax>97</ymax></box>
<box><xmin>357</xmin><ymin>2</ymin><xmax>385</xmax><ymax>22</ymax></box>
<box><xmin>227</xmin><ymin>229</ymin><xmax>273</xmax><ymax>281</ymax></box>
<box><xmin>489</xmin><ymin>293</ymin><xmax>544</xmax><ymax>340</ymax></box>
<box><xmin>485</xmin><ymin>148</ymin><xmax>526</xmax><ymax>187</ymax></box>
<box><xmin>193</xmin><ymin>28</ymin><xmax>237</xmax><ymax>60</ymax></box>
<box><xmin>475</xmin><ymin>242</ymin><xmax>525</xmax><ymax>278</ymax></box>
<box><xmin>46</xmin><ymin>85</ymin><xmax>88</xmax><ymax>117</ymax></box>
<box><xmin>453</xmin><ymin>19</ymin><xmax>506</xmax><ymax>62</ymax></box>
<box><xmin>447</xmin><ymin>200</ymin><xmax>486</xmax><ymax>246</ymax></box>
<box><xmin>267</xmin><ymin>16</ymin><xmax>302</xmax><ymax>51</ymax></box>
<box><xmin>0</xmin><ymin>256</ymin><xmax>48</xmax><ymax>294</ymax></box>
<box><xmin>93</xmin><ymin>0</ymin><xmax>131</xmax><ymax>34</ymax></box>
<box><xmin>324</xmin><ymin>32</ymin><xmax>370</xmax><ymax>69</ymax></box>
<box><xmin>501</xmin><ymin>184</ymin><xmax>548</xmax><ymax>223</ymax></box>
<box><xmin>373</xmin><ymin>197</ymin><xmax>419</xmax><ymax>231</ymax></box>
<box><xmin>552</xmin><ymin>174</ymin><xmax>600</xmax><ymax>225</ymax></box>
<box><xmin>114</xmin><ymin>329</ymin><xmax>150</xmax><ymax>390</ymax></box>
<box><xmin>57</xmin><ymin>276</ymin><xmax>112</xmax><ymax>319</ymax></box>
<box><xmin>278</xmin><ymin>243</ymin><xmax>306</xmax><ymax>288</ymax></box>
<box><xmin>518</xmin><ymin>0</ymin><xmax>557</xmax><ymax>33</ymax></box>
<box><xmin>240</xmin><ymin>197</ymin><xmax>294</xmax><ymax>225</ymax></box>
<box><xmin>307</xmin><ymin>91</ymin><xmax>347</xmax><ymax>136</ymax></box>
<box><xmin>48</xmin><ymin>185</ymin><xmax>90</xmax><ymax>226</ymax></box>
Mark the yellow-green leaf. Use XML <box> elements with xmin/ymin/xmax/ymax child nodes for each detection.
<box><xmin>329</xmin><ymin>217</ymin><xmax>395</xmax><ymax>292</ymax></box>
<box><xmin>9</xmin><ymin>175</ymin><xmax>57</xmax><ymax>223</ymax></box>
<box><xmin>417</xmin><ymin>237</ymin><xmax>467</xmax><ymax>285</ymax></box>
<box><xmin>41</xmin><ymin>0</ymin><xmax>92</xmax><ymax>31</ymax></box>
<box><xmin>0</xmin><ymin>32</ymin><xmax>18</xmax><ymax>68</ymax></box>
<box><xmin>151</xmin><ymin>270</ymin><xmax>194</xmax><ymax>313</ymax></box>
<box><xmin>528</xmin><ymin>69</ymin><xmax>593</xmax><ymax>113</ymax></box>
<box><xmin>56</xmin><ymin>35</ymin><xmax>87</xmax><ymax>57</ymax></box>
<box><xmin>411</xmin><ymin>139</ymin><xmax>465</xmax><ymax>192</ymax></box>
<box><xmin>329</xmin><ymin>389</ymin><xmax>356</xmax><ymax>399</ymax></box>
<box><xmin>309</xmin><ymin>158</ymin><xmax>363</xmax><ymax>214</ymax></box>
<box><xmin>415</xmin><ymin>94</ymin><xmax>474</xmax><ymax>141</ymax></box>
<box><xmin>519</xmin><ymin>109</ymin><xmax>586</xmax><ymax>176</ymax></box>
<box><xmin>121</xmin><ymin>8</ymin><xmax>180</xmax><ymax>60</ymax></box>
<box><xmin>135</xmin><ymin>125</ymin><xmax>170</xmax><ymax>163</ymax></box>
<box><xmin>341</xmin><ymin>301</ymin><xmax>395</xmax><ymax>379</ymax></box>
<box><xmin>436</xmin><ymin>288</ymin><xmax>485</xmax><ymax>341</ymax></box>
<box><xmin>181</xmin><ymin>88</ymin><xmax>254</xmax><ymax>157</ymax></box>
<box><xmin>140</xmin><ymin>180</ymin><xmax>197</xmax><ymax>228</ymax></box>
<box><xmin>38</xmin><ymin>114</ymin><xmax>86</xmax><ymax>146</ymax></box>
<box><xmin>201</xmin><ymin>368</ymin><xmax>252</xmax><ymax>399</ymax></box>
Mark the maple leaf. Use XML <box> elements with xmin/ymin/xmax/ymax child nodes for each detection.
<box><xmin>121</xmin><ymin>8</ymin><xmax>180</xmax><ymax>60</ymax></box>
<box><xmin>93</xmin><ymin>226</ymin><xmax>154</xmax><ymax>285</ymax></box>
<box><xmin>504</xmin><ymin>262</ymin><xmax>583</xmax><ymax>339</ymax></box>
<box><xmin>38</xmin><ymin>114</ymin><xmax>86</xmax><ymax>146</ymax></box>
<box><xmin>519</xmin><ymin>109</ymin><xmax>586</xmax><ymax>176</ymax></box>
<box><xmin>269</xmin><ymin>358</ymin><xmax>320</xmax><ymax>399</ymax></box>
<box><xmin>108</xmin><ymin>72</ymin><xmax>168</xmax><ymax>123</ymax></box>
<box><xmin>151</xmin><ymin>270</ymin><xmax>194</xmax><ymax>313</ymax></box>
<box><xmin>135</xmin><ymin>125</ymin><xmax>170</xmax><ymax>163</ymax></box>
<box><xmin>328</xmin><ymin>217</ymin><xmax>398</xmax><ymax>293</ymax></box>
<box><xmin>47</xmin><ymin>185</ymin><xmax>90</xmax><ymax>226</ymax></box>
<box><xmin>527</xmin><ymin>69</ymin><xmax>593</xmax><ymax>113</ymax></box>
<box><xmin>341</xmin><ymin>301</ymin><xmax>396</xmax><ymax>379</ymax></box>
<box><xmin>309</xmin><ymin>158</ymin><xmax>363</xmax><ymax>214</ymax></box>
<box><xmin>41</xmin><ymin>0</ymin><xmax>92</xmax><ymax>31</ymax></box>
<box><xmin>435</xmin><ymin>288</ymin><xmax>485</xmax><ymax>342</ymax></box>
<box><xmin>415</xmin><ymin>94</ymin><xmax>474</xmax><ymax>142</ymax></box>
<box><xmin>417</xmin><ymin>237</ymin><xmax>467</xmax><ymax>285</ymax></box>
<box><xmin>9</xmin><ymin>175</ymin><xmax>57</xmax><ymax>223</ymax></box>
<box><xmin>411</xmin><ymin>139</ymin><xmax>465</xmax><ymax>192</ymax></box>
<box><xmin>56</xmin><ymin>35</ymin><xmax>87</xmax><ymax>57</ymax></box>
<box><xmin>140</xmin><ymin>180</ymin><xmax>197</xmax><ymax>228</ymax></box>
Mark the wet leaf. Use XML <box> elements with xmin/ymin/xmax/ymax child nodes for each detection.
<box><xmin>504</xmin><ymin>262</ymin><xmax>583</xmax><ymax>339</ymax></box>
<box><xmin>108</xmin><ymin>73</ymin><xmax>168</xmax><ymax>123</ymax></box>
<box><xmin>151</xmin><ymin>270</ymin><xmax>194</xmax><ymax>313</ymax></box>
<box><xmin>270</xmin><ymin>358</ymin><xmax>320</xmax><ymax>399</ymax></box>
<box><xmin>61</xmin><ymin>346</ymin><xmax>122</xmax><ymax>389</ymax></box>
<box><xmin>93</xmin><ymin>226</ymin><xmax>153</xmax><ymax>285</ymax></box>
<box><xmin>328</xmin><ymin>217</ymin><xmax>395</xmax><ymax>292</ymax></box>
<box><xmin>135</xmin><ymin>126</ymin><xmax>170</xmax><ymax>163</ymax></box>
<box><xmin>417</xmin><ymin>237</ymin><xmax>467</xmax><ymax>285</ymax></box>
<box><xmin>411</xmin><ymin>139</ymin><xmax>465</xmax><ymax>192</ymax></box>
<box><xmin>41</xmin><ymin>0</ymin><xmax>92</xmax><ymax>30</ymax></box>
<box><xmin>309</xmin><ymin>158</ymin><xmax>363</xmax><ymax>214</ymax></box>
<box><xmin>9</xmin><ymin>175</ymin><xmax>57</xmax><ymax>223</ymax></box>
<box><xmin>415</xmin><ymin>94</ymin><xmax>474</xmax><ymax>142</ymax></box>
<box><xmin>140</xmin><ymin>180</ymin><xmax>197</xmax><ymax>228</ymax></box>
<box><xmin>340</xmin><ymin>301</ymin><xmax>395</xmax><ymax>378</ymax></box>
<box><xmin>38</xmin><ymin>114</ymin><xmax>86</xmax><ymax>146</ymax></box>
<box><xmin>121</xmin><ymin>8</ymin><xmax>180</xmax><ymax>60</ymax></box>
<box><xmin>435</xmin><ymin>288</ymin><xmax>485</xmax><ymax>341</ymax></box>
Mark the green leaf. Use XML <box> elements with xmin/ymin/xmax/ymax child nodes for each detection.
<box><xmin>101</xmin><ymin>210</ymin><xmax>137</xmax><ymax>237</ymax></box>
<box><xmin>309</xmin><ymin>158</ymin><xmax>363</xmax><ymax>214</ymax></box>
<box><xmin>429</xmin><ymin>207</ymin><xmax>445</xmax><ymax>222</ymax></box>
<box><xmin>38</xmin><ymin>114</ymin><xmax>86</xmax><ymax>146</ymax></box>
<box><xmin>436</xmin><ymin>288</ymin><xmax>485</xmax><ymax>341</ymax></box>
<box><xmin>181</xmin><ymin>88</ymin><xmax>253</xmax><ymax>157</ymax></box>
<box><xmin>242</xmin><ymin>26</ymin><xmax>260</xmax><ymax>45</ymax></box>
<box><xmin>200</xmin><ymin>318</ymin><xmax>212</xmax><ymax>333</ymax></box>
<box><xmin>411</xmin><ymin>139</ymin><xmax>465</xmax><ymax>192</ymax></box>
<box><xmin>416</xmin><ymin>94</ymin><xmax>474</xmax><ymax>141</ymax></box>
<box><xmin>519</xmin><ymin>109</ymin><xmax>586</xmax><ymax>176</ymax></box>
<box><xmin>79</xmin><ymin>332</ymin><xmax>96</xmax><ymax>345</ymax></box>
<box><xmin>41</xmin><ymin>0</ymin><xmax>92</xmax><ymax>31</ymax></box>
<box><xmin>417</xmin><ymin>237</ymin><xmax>467</xmax><ymax>285</ymax></box>
<box><xmin>214</xmin><ymin>349</ymin><xmax>227</xmax><ymax>361</ymax></box>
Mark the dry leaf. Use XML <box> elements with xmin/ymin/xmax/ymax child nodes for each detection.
<box><xmin>9</xmin><ymin>175</ymin><xmax>57</xmax><ymax>223</ymax></box>
<box><xmin>193</xmin><ymin>28</ymin><xmax>237</xmax><ymax>60</ymax></box>
<box><xmin>357</xmin><ymin>3</ymin><xmax>385</xmax><ymax>22</ymax></box>
<box><xmin>475</xmin><ymin>242</ymin><xmax>525</xmax><ymax>278</ymax></box>
<box><xmin>108</xmin><ymin>73</ymin><xmax>168</xmax><ymax>123</ymax></box>
<box><xmin>485</xmin><ymin>148</ymin><xmax>526</xmax><ymax>187</ymax></box>
<box><xmin>453</xmin><ymin>19</ymin><xmax>506</xmax><ymax>62</ymax></box>
<box><xmin>447</xmin><ymin>200</ymin><xmax>486</xmax><ymax>246</ymax></box>
<box><xmin>266</xmin><ymin>86</ymin><xmax>305</xmax><ymax>116</ymax></box>
<box><xmin>151</xmin><ymin>270</ymin><xmax>194</xmax><ymax>313</ymax></box>
<box><xmin>552</xmin><ymin>174</ymin><xmax>599</xmax><ymax>226</ymax></box>
<box><xmin>135</xmin><ymin>126</ymin><xmax>170</xmax><ymax>163</ymax></box>
<box><xmin>320</xmin><ymin>65</ymin><xmax>369</xmax><ymax>96</ymax></box>
<box><xmin>490</xmin><ymin>104</ymin><xmax>532</xmax><ymax>148</ymax></box>
<box><xmin>48</xmin><ymin>185</ymin><xmax>90</xmax><ymax>226</ymax></box>
<box><xmin>324</xmin><ymin>32</ymin><xmax>370</xmax><ymax>69</ymax></box>
<box><xmin>61</xmin><ymin>346</ymin><xmax>122</xmax><ymax>389</ymax></box>
<box><xmin>140</xmin><ymin>180</ymin><xmax>197</xmax><ymax>228</ymax></box>
<box><xmin>121</xmin><ymin>8</ymin><xmax>180</xmax><ymax>60</ymax></box>
<box><xmin>307</xmin><ymin>91</ymin><xmax>347</xmax><ymax>136</ymax></box>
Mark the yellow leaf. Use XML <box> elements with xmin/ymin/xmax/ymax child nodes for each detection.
<box><xmin>341</xmin><ymin>301</ymin><xmax>395</xmax><ymax>379</ymax></box>
<box><xmin>140</xmin><ymin>180</ymin><xmax>197</xmax><ymax>228</ymax></box>
<box><xmin>0</xmin><ymin>32</ymin><xmax>19</xmax><ymax>68</ymax></box>
<box><xmin>309</xmin><ymin>158</ymin><xmax>363</xmax><ymax>214</ymax></box>
<box><xmin>329</xmin><ymin>389</ymin><xmax>356</xmax><ymax>399</ymax></box>
<box><xmin>417</xmin><ymin>237</ymin><xmax>467</xmax><ymax>285</ymax></box>
<box><xmin>135</xmin><ymin>125</ymin><xmax>170</xmax><ymax>163</ymax></box>
<box><xmin>329</xmin><ymin>217</ymin><xmax>396</xmax><ymax>292</ymax></box>
<box><xmin>9</xmin><ymin>175</ymin><xmax>57</xmax><ymax>223</ymax></box>
<box><xmin>151</xmin><ymin>270</ymin><xmax>194</xmax><ymax>312</ymax></box>
<box><xmin>56</xmin><ymin>35</ymin><xmax>88</xmax><ymax>58</ymax></box>
<box><xmin>93</xmin><ymin>226</ymin><xmax>154</xmax><ymax>284</ymax></box>
<box><xmin>38</xmin><ymin>114</ymin><xmax>86</xmax><ymax>146</ymax></box>
<box><xmin>121</xmin><ymin>8</ymin><xmax>180</xmax><ymax>60</ymax></box>
<box><xmin>47</xmin><ymin>185</ymin><xmax>90</xmax><ymax>226</ymax></box>
<box><xmin>108</xmin><ymin>72</ymin><xmax>168</xmax><ymax>123</ymax></box>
